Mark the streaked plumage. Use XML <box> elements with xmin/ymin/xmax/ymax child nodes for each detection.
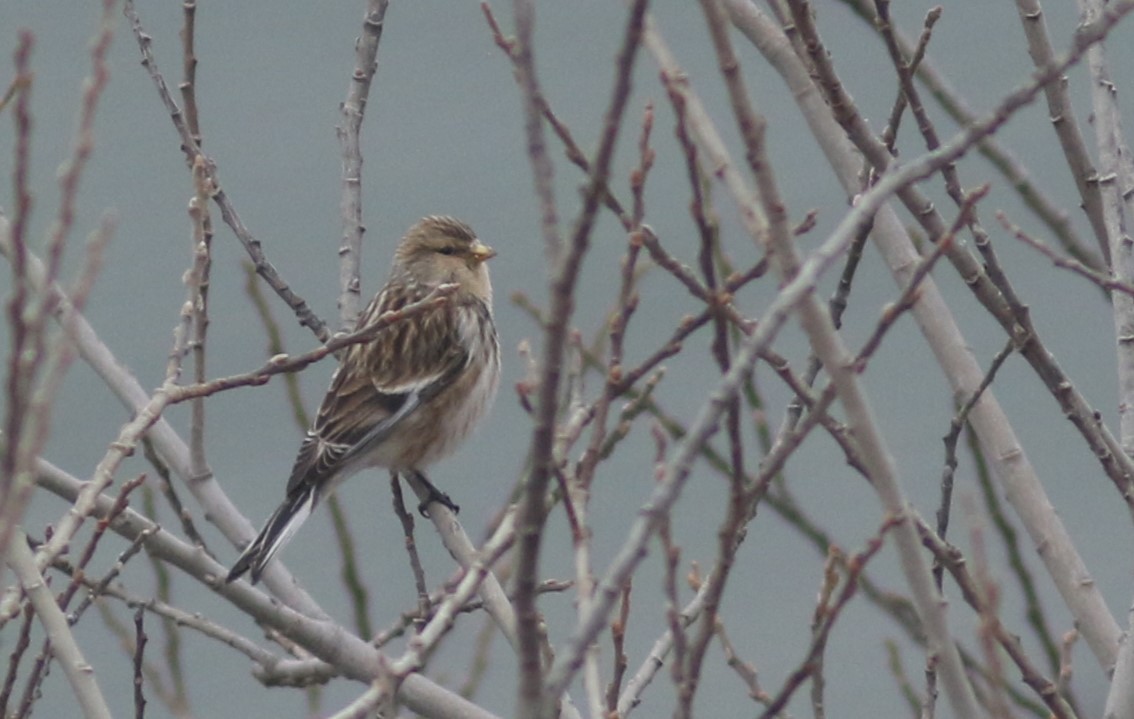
<box><xmin>227</xmin><ymin>216</ymin><xmax>499</xmax><ymax>584</ymax></box>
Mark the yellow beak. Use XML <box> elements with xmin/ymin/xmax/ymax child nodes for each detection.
<box><xmin>470</xmin><ymin>240</ymin><xmax>496</xmax><ymax>262</ymax></box>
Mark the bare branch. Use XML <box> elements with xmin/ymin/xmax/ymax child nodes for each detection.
<box><xmin>6</xmin><ymin>530</ymin><xmax>112</xmax><ymax>719</ymax></box>
<box><xmin>337</xmin><ymin>0</ymin><xmax>391</xmax><ymax>328</ymax></box>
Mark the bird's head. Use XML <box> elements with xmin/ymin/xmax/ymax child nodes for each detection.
<box><xmin>396</xmin><ymin>216</ymin><xmax>495</xmax><ymax>301</ymax></box>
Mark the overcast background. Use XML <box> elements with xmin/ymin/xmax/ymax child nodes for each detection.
<box><xmin>2</xmin><ymin>1</ymin><xmax>1133</xmax><ymax>717</ymax></box>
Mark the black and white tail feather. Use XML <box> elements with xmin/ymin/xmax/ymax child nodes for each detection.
<box><xmin>226</xmin><ymin>484</ymin><xmax>319</xmax><ymax>584</ymax></box>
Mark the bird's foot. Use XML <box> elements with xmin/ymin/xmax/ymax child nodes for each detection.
<box><xmin>411</xmin><ymin>472</ymin><xmax>460</xmax><ymax>517</ymax></box>
<box><xmin>418</xmin><ymin>488</ymin><xmax>460</xmax><ymax>517</ymax></box>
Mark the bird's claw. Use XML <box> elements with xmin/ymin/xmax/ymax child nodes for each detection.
<box><xmin>418</xmin><ymin>488</ymin><xmax>460</xmax><ymax>517</ymax></box>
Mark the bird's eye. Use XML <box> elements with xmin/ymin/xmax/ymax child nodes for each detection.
<box><xmin>437</xmin><ymin>246</ymin><xmax>458</xmax><ymax>256</ymax></box>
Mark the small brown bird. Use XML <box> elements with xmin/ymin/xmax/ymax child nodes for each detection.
<box><xmin>227</xmin><ymin>216</ymin><xmax>500</xmax><ymax>584</ymax></box>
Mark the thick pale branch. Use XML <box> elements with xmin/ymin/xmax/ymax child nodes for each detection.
<box><xmin>725</xmin><ymin>0</ymin><xmax>1123</xmax><ymax>670</ymax></box>
<box><xmin>6</xmin><ymin>530</ymin><xmax>112</xmax><ymax>719</ymax></box>
<box><xmin>1013</xmin><ymin>0</ymin><xmax>1110</xmax><ymax>261</ymax></box>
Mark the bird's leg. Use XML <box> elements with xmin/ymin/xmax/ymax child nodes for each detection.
<box><xmin>408</xmin><ymin>470</ymin><xmax>460</xmax><ymax>516</ymax></box>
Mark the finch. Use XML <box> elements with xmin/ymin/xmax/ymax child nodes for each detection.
<box><xmin>227</xmin><ymin>216</ymin><xmax>500</xmax><ymax>584</ymax></box>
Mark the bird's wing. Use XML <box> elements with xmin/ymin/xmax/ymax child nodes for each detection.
<box><xmin>284</xmin><ymin>281</ymin><xmax>469</xmax><ymax>495</ymax></box>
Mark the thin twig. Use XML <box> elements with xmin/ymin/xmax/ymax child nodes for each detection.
<box><xmin>507</xmin><ymin>0</ymin><xmax>649</xmax><ymax>714</ymax></box>
<box><xmin>132</xmin><ymin>608</ymin><xmax>147</xmax><ymax>719</ymax></box>
<box><xmin>936</xmin><ymin>339</ymin><xmax>1014</xmax><ymax>579</ymax></box>
<box><xmin>123</xmin><ymin>0</ymin><xmax>330</xmax><ymax>341</ymax></box>
<box><xmin>919</xmin><ymin>521</ymin><xmax>1078</xmax><ymax>719</ymax></box>
<box><xmin>1000</xmin><ymin>210</ymin><xmax>1134</xmax><ymax>296</ymax></box>
<box><xmin>337</xmin><ymin>0</ymin><xmax>391</xmax><ymax>328</ymax></box>
<box><xmin>163</xmin><ymin>284</ymin><xmax>458</xmax><ymax>404</ymax></box>
<box><xmin>390</xmin><ymin>476</ymin><xmax>430</xmax><ymax>630</ymax></box>
<box><xmin>0</xmin><ymin>603</ymin><xmax>35</xmax><ymax>715</ymax></box>
<box><xmin>758</xmin><ymin>518</ymin><xmax>898</xmax><ymax>719</ymax></box>
<box><xmin>178</xmin><ymin>0</ymin><xmax>201</xmax><ymax>145</ymax></box>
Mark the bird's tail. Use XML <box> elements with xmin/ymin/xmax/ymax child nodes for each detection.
<box><xmin>226</xmin><ymin>485</ymin><xmax>318</xmax><ymax>584</ymax></box>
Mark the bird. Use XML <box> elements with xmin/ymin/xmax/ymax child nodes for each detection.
<box><xmin>227</xmin><ymin>216</ymin><xmax>500</xmax><ymax>584</ymax></box>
